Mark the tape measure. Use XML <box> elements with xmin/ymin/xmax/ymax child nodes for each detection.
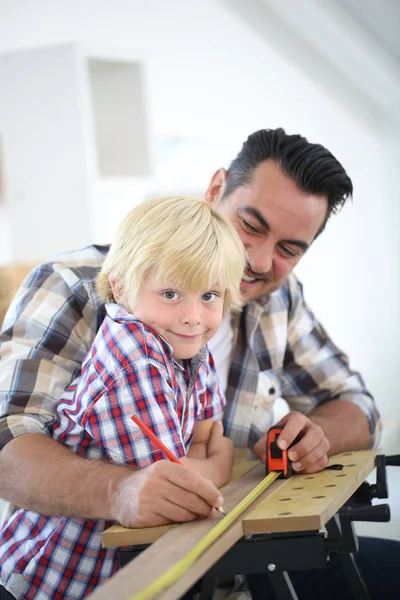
<box><xmin>130</xmin><ymin>470</ymin><xmax>280</xmax><ymax>600</ymax></box>
<box><xmin>266</xmin><ymin>425</ymin><xmax>294</xmax><ymax>478</ymax></box>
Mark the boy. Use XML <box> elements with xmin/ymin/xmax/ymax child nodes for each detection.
<box><xmin>0</xmin><ymin>196</ymin><xmax>245</xmax><ymax>600</ymax></box>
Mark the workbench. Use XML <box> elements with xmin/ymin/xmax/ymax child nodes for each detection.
<box><xmin>88</xmin><ymin>450</ymin><xmax>387</xmax><ymax>600</ymax></box>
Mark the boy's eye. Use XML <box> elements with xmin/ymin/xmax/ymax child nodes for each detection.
<box><xmin>163</xmin><ymin>290</ymin><xmax>179</xmax><ymax>300</ymax></box>
<box><xmin>202</xmin><ymin>292</ymin><xmax>218</xmax><ymax>302</ymax></box>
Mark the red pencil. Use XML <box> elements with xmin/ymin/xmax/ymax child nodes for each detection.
<box><xmin>131</xmin><ymin>413</ymin><xmax>225</xmax><ymax>515</ymax></box>
<box><xmin>131</xmin><ymin>414</ymin><xmax>182</xmax><ymax>464</ymax></box>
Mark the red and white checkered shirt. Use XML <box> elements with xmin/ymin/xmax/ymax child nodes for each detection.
<box><xmin>0</xmin><ymin>303</ymin><xmax>225</xmax><ymax>600</ymax></box>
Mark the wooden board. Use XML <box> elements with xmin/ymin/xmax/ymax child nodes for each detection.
<box><xmin>88</xmin><ymin>463</ymin><xmax>286</xmax><ymax>600</ymax></box>
<box><xmin>243</xmin><ymin>450</ymin><xmax>376</xmax><ymax>534</ymax></box>
<box><xmin>89</xmin><ymin>450</ymin><xmax>377</xmax><ymax>600</ymax></box>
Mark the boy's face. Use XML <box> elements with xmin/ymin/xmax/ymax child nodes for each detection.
<box><xmin>128</xmin><ymin>274</ymin><xmax>225</xmax><ymax>360</ymax></box>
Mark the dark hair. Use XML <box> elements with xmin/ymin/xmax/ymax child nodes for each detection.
<box><xmin>223</xmin><ymin>128</ymin><xmax>353</xmax><ymax>235</ymax></box>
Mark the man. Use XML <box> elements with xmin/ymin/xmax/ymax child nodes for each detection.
<box><xmin>0</xmin><ymin>128</ymin><xmax>395</xmax><ymax>600</ymax></box>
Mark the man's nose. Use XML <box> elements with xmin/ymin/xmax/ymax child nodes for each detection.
<box><xmin>246</xmin><ymin>240</ymin><xmax>273</xmax><ymax>275</ymax></box>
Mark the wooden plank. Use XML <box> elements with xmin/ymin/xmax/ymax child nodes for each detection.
<box><xmin>88</xmin><ymin>463</ymin><xmax>285</xmax><ymax>600</ymax></box>
<box><xmin>101</xmin><ymin>460</ymin><xmax>259</xmax><ymax>548</ymax></box>
<box><xmin>243</xmin><ymin>450</ymin><xmax>376</xmax><ymax>534</ymax></box>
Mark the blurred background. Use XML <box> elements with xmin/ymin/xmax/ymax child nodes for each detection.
<box><xmin>0</xmin><ymin>0</ymin><xmax>399</xmax><ymax>538</ymax></box>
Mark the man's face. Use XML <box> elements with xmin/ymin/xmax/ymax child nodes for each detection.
<box><xmin>205</xmin><ymin>160</ymin><xmax>328</xmax><ymax>303</ymax></box>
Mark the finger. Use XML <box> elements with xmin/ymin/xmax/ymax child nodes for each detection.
<box><xmin>162</xmin><ymin>461</ymin><xmax>223</xmax><ymax>510</ymax></box>
<box><xmin>135</xmin><ymin>478</ymin><xmax>213</xmax><ymax>526</ymax></box>
<box><xmin>298</xmin><ymin>454</ymin><xmax>329</xmax><ymax>474</ymax></box>
<box><xmin>207</xmin><ymin>420</ymin><xmax>224</xmax><ymax>454</ymax></box>
<box><xmin>287</xmin><ymin>424</ymin><xmax>327</xmax><ymax>463</ymax></box>
<box><xmin>209</xmin><ymin>420</ymin><xmax>223</xmax><ymax>441</ymax></box>
<box><xmin>154</xmin><ymin>499</ymin><xmax>200</xmax><ymax>524</ymax></box>
<box><xmin>291</xmin><ymin>438</ymin><xmax>330</xmax><ymax>472</ymax></box>
<box><xmin>158</xmin><ymin>480</ymin><xmax>217</xmax><ymax>519</ymax></box>
<box><xmin>137</xmin><ymin>499</ymin><xmax>198</xmax><ymax>528</ymax></box>
<box><xmin>276</xmin><ymin>412</ymin><xmax>311</xmax><ymax>450</ymax></box>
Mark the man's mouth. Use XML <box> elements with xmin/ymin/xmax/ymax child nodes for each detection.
<box><xmin>242</xmin><ymin>273</ymin><xmax>257</xmax><ymax>283</ymax></box>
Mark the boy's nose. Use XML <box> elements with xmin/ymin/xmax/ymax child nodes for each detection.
<box><xmin>182</xmin><ymin>304</ymin><xmax>201</xmax><ymax>326</ymax></box>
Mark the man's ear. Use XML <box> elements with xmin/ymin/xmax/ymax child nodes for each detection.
<box><xmin>110</xmin><ymin>276</ymin><xmax>124</xmax><ymax>304</ymax></box>
<box><xmin>204</xmin><ymin>168</ymin><xmax>228</xmax><ymax>205</ymax></box>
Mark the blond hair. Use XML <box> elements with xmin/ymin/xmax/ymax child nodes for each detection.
<box><xmin>96</xmin><ymin>196</ymin><xmax>245</xmax><ymax>315</ymax></box>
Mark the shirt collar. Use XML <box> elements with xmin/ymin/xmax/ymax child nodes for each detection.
<box><xmin>105</xmin><ymin>302</ymin><xmax>208</xmax><ymax>369</ymax></box>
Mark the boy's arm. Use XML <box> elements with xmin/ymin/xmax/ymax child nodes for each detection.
<box><xmin>182</xmin><ymin>421</ymin><xmax>234</xmax><ymax>488</ymax></box>
<box><xmin>80</xmin><ymin>360</ymin><xmax>228</xmax><ymax>519</ymax></box>
<box><xmin>186</xmin><ymin>418</ymin><xmax>215</xmax><ymax>459</ymax></box>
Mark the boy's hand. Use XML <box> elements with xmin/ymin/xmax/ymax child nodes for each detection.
<box><xmin>206</xmin><ymin>421</ymin><xmax>234</xmax><ymax>481</ymax></box>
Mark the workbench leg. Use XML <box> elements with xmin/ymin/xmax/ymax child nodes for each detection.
<box><xmin>180</xmin><ymin>574</ymin><xmax>217</xmax><ymax>600</ymax></box>
<box><xmin>267</xmin><ymin>570</ymin><xmax>299</xmax><ymax>600</ymax></box>
<box><xmin>326</xmin><ymin>516</ymin><xmax>372</xmax><ymax>600</ymax></box>
<box><xmin>198</xmin><ymin>574</ymin><xmax>218</xmax><ymax>600</ymax></box>
<box><xmin>336</xmin><ymin>554</ymin><xmax>371</xmax><ymax>600</ymax></box>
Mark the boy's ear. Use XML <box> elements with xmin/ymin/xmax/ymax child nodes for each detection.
<box><xmin>110</xmin><ymin>276</ymin><xmax>124</xmax><ymax>304</ymax></box>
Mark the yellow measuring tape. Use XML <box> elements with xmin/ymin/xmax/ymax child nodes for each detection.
<box><xmin>130</xmin><ymin>471</ymin><xmax>280</xmax><ymax>600</ymax></box>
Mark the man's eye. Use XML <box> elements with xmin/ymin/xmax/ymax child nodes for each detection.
<box><xmin>279</xmin><ymin>245</ymin><xmax>298</xmax><ymax>258</ymax></box>
<box><xmin>202</xmin><ymin>292</ymin><xmax>218</xmax><ymax>302</ymax></box>
<box><xmin>163</xmin><ymin>290</ymin><xmax>179</xmax><ymax>300</ymax></box>
<box><xmin>242</xmin><ymin>219</ymin><xmax>259</xmax><ymax>233</ymax></box>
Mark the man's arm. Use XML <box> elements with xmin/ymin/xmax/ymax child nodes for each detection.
<box><xmin>0</xmin><ymin>253</ymin><xmax>223</xmax><ymax>525</ymax></box>
<box><xmin>254</xmin><ymin>276</ymin><xmax>380</xmax><ymax>472</ymax></box>
<box><xmin>309</xmin><ymin>399</ymin><xmax>371</xmax><ymax>454</ymax></box>
<box><xmin>0</xmin><ymin>434</ymin><xmax>223</xmax><ymax>527</ymax></box>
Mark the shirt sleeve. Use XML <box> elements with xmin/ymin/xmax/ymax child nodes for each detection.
<box><xmin>80</xmin><ymin>360</ymin><xmax>187</xmax><ymax>468</ymax></box>
<box><xmin>280</xmin><ymin>277</ymin><xmax>382</xmax><ymax>449</ymax></box>
<box><xmin>0</xmin><ymin>260</ymin><xmax>100</xmax><ymax>449</ymax></box>
<box><xmin>196</xmin><ymin>351</ymin><xmax>226</xmax><ymax>421</ymax></box>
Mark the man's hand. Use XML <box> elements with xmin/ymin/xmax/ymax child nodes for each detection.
<box><xmin>0</xmin><ymin>434</ymin><xmax>223</xmax><ymax>527</ymax></box>
<box><xmin>253</xmin><ymin>411</ymin><xmax>330</xmax><ymax>474</ymax></box>
<box><xmin>115</xmin><ymin>460</ymin><xmax>224</xmax><ymax>528</ymax></box>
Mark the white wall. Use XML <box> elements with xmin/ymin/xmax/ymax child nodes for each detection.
<box><xmin>0</xmin><ymin>0</ymin><xmax>399</xmax><ymax>535</ymax></box>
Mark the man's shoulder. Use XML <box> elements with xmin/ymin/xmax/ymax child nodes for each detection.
<box><xmin>25</xmin><ymin>245</ymin><xmax>110</xmax><ymax>307</ymax></box>
<box><xmin>51</xmin><ymin>244</ymin><xmax>110</xmax><ymax>275</ymax></box>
